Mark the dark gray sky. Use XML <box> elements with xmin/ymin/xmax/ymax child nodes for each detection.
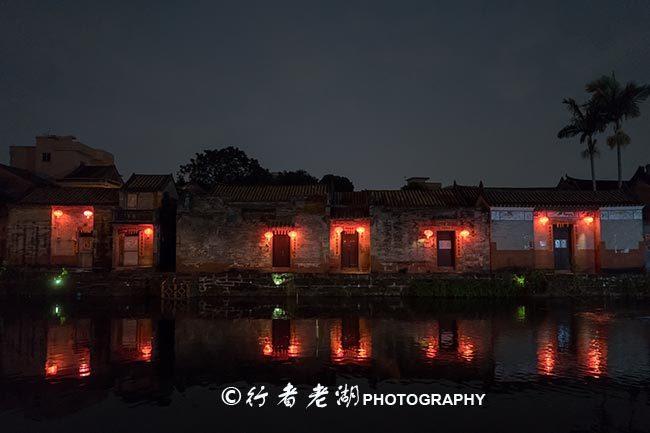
<box><xmin>1</xmin><ymin>0</ymin><xmax>649</xmax><ymax>189</ymax></box>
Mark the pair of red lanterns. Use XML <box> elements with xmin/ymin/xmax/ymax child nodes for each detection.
<box><xmin>52</xmin><ymin>209</ymin><xmax>93</xmax><ymax>219</ymax></box>
<box><xmin>423</xmin><ymin>229</ymin><xmax>470</xmax><ymax>239</ymax></box>
<box><xmin>265</xmin><ymin>231</ymin><xmax>297</xmax><ymax>241</ymax></box>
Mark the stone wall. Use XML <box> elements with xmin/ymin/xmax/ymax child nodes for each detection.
<box><xmin>370</xmin><ymin>207</ymin><xmax>490</xmax><ymax>273</ymax></box>
<box><xmin>6</xmin><ymin>205</ymin><xmax>114</xmax><ymax>269</ymax></box>
<box><xmin>6</xmin><ymin>205</ymin><xmax>51</xmax><ymax>266</ymax></box>
<box><xmin>176</xmin><ymin>196</ymin><xmax>329</xmax><ymax>272</ymax></box>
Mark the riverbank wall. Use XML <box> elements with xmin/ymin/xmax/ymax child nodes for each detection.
<box><xmin>1</xmin><ymin>267</ymin><xmax>650</xmax><ymax>298</ymax></box>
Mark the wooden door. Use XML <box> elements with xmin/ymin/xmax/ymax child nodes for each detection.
<box><xmin>341</xmin><ymin>232</ymin><xmax>359</xmax><ymax>268</ymax></box>
<box><xmin>437</xmin><ymin>231</ymin><xmax>456</xmax><ymax>267</ymax></box>
<box><xmin>272</xmin><ymin>233</ymin><xmax>291</xmax><ymax>267</ymax></box>
<box><xmin>553</xmin><ymin>225</ymin><xmax>572</xmax><ymax>270</ymax></box>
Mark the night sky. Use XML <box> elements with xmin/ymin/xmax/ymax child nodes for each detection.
<box><xmin>1</xmin><ymin>0</ymin><xmax>649</xmax><ymax>189</ymax></box>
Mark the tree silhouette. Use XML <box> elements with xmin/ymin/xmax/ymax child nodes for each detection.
<box><xmin>586</xmin><ymin>73</ymin><xmax>650</xmax><ymax>188</ymax></box>
<box><xmin>319</xmin><ymin>174</ymin><xmax>354</xmax><ymax>192</ymax></box>
<box><xmin>557</xmin><ymin>98</ymin><xmax>606</xmax><ymax>191</ymax></box>
<box><xmin>177</xmin><ymin>147</ymin><xmax>271</xmax><ymax>188</ymax></box>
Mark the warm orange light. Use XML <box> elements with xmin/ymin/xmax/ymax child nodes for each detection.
<box><xmin>288</xmin><ymin>230</ymin><xmax>297</xmax><ymax>239</ymax></box>
<box><xmin>423</xmin><ymin>229</ymin><xmax>433</xmax><ymax>239</ymax></box>
<box><xmin>45</xmin><ymin>362</ymin><xmax>58</xmax><ymax>377</ymax></box>
<box><xmin>583</xmin><ymin>216</ymin><xmax>594</xmax><ymax>224</ymax></box>
<box><xmin>459</xmin><ymin>229</ymin><xmax>470</xmax><ymax>238</ymax></box>
<box><xmin>144</xmin><ymin>227</ymin><xmax>153</xmax><ymax>236</ymax></box>
<box><xmin>140</xmin><ymin>343</ymin><xmax>152</xmax><ymax>361</ymax></box>
<box><xmin>458</xmin><ymin>337</ymin><xmax>475</xmax><ymax>362</ymax></box>
<box><xmin>263</xmin><ymin>342</ymin><xmax>273</xmax><ymax>356</ymax></box>
<box><xmin>539</xmin><ymin>216</ymin><xmax>549</xmax><ymax>225</ymax></box>
<box><xmin>78</xmin><ymin>362</ymin><xmax>91</xmax><ymax>378</ymax></box>
<box><xmin>335</xmin><ymin>227</ymin><xmax>343</xmax><ymax>235</ymax></box>
<box><xmin>83</xmin><ymin>209</ymin><xmax>93</xmax><ymax>218</ymax></box>
<box><xmin>52</xmin><ymin>209</ymin><xmax>63</xmax><ymax>218</ymax></box>
<box><xmin>264</xmin><ymin>231</ymin><xmax>273</xmax><ymax>241</ymax></box>
<box><xmin>356</xmin><ymin>227</ymin><xmax>365</xmax><ymax>234</ymax></box>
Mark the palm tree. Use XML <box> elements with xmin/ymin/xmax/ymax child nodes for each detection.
<box><xmin>558</xmin><ymin>98</ymin><xmax>606</xmax><ymax>191</ymax></box>
<box><xmin>586</xmin><ymin>73</ymin><xmax>650</xmax><ymax>188</ymax></box>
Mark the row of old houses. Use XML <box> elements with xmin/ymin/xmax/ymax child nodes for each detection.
<box><xmin>1</xmin><ymin>135</ymin><xmax>648</xmax><ymax>274</ymax></box>
<box><xmin>175</xmin><ymin>179</ymin><xmax>646</xmax><ymax>274</ymax></box>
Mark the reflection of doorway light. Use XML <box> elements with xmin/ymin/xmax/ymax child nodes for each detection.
<box><xmin>458</xmin><ymin>337</ymin><xmax>475</xmax><ymax>362</ymax></box>
<box><xmin>557</xmin><ymin>325</ymin><xmax>570</xmax><ymax>351</ymax></box>
<box><xmin>78</xmin><ymin>361</ymin><xmax>91</xmax><ymax>378</ymax></box>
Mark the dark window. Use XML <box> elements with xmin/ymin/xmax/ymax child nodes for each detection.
<box><xmin>42</xmin><ymin>152</ymin><xmax>51</xmax><ymax>162</ymax></box>
<box><xmin>436</xmin><ymin>231</ymin><xmax>456</xmax><ymax>267</ymax></box>
<box><xmin>272</xmin><ymin>234</ymin><xmax>291</xmax><ymax>267</ymax></box>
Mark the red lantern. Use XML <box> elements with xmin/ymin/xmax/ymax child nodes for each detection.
<box><xmin>83</xmin><ymin>209</ymin><xmax>93</xmax><ymax>218</ymax></box>
<box><xmin>460</xmin><ymin>229</ymin><xmax>470</xmax><ymax>238</ymax></box>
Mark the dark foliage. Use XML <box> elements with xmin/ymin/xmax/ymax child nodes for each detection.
<box><xmin>273</xmin><ymin>170</ymin><xmax>318</xmax><ymax>185</ymax></box>
<box><xmin>319</xmin><ymin>174</ymin><xmax>354</xmax><ymax>192</ymax></box>
<box><xmin>177</xmin><ymin>147</ymin><xmax>271</xmax><ymax>188</ymax></box>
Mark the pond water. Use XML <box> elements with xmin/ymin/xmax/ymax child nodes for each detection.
<box><xmin>1</xmin><ymin>297</ymin><xmax>649</xmax><ymax>433</ymax></box>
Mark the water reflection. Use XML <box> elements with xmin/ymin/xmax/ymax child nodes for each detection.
<box><xmin>1</xmin><ymin>299</ymin><xmax>650</xmax><ymax>430</ymax></box>
<box><xmin>330</xmin><ymin>318</ymin><xmax>372</xmax><ymax>364</ymax></box>
<box><xmin>44</xmin><ymin>320</ymin><xmax>92</xmax><ymax>379</ymax></box>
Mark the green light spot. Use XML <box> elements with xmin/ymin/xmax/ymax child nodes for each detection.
<box><xmin>517</xmin><ymin>305</ymin><xmax>526</xmax><ymax>321</ymax></box>
<box><xmin>51</xmin><ymin>268</ymin><xmax>68</xmax><ymax>288</ymax></box>
<box><xmin>272</xmin><ymin>274</ymin><xmax>285</xmax><ymax>286</ymax></box>
<box><xmin>513</xmin><ymin>275</ymin><xmax>526</xmax><ymax>287</ymax></box>
<box><xmin>272</xmin><ymin>307</ymin><xmax>287</xmax><ymax>320</ymax></box>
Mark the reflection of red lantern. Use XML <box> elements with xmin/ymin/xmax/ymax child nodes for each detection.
<box><xmin>424</xmin><ymin>229</ymin><xmax>433</xmax><ymax>239</ymax></box>
<box><xmin>264</xmin><ymin>231</ymin><xmax>273</xmax><ymax>241</ymax></box>
<box><xmin>140</xmin><ymin>343</ymin><xmax>152</xmax><ymax>361</ymax></box>
<box><xmin>78</xmin><ymin>362</ymin><xmax>91</xmax><ymax>378</ymax></box>
<box><xmin>460</xmin><ymin>229</ymin><xmax>470</xmax><ymax>238</ymax></box>
<box><xmin>83</xmin><ymin>210</ymin><xmax>93</xmax><ymax>218</ymax></box>
<box><xmin>45</xmin><ymin>362</ymin><xmax>58</xmax><ymax>377</ymax></box>
<box><xmin>288</xmin><ymin>231</ymin><xmax>297</xmax><ymax>239</ymax></box>
<box><xmin>53</xmin><ymin>209</ymin><xmax>63</xmax><ymax>218</ymax></box>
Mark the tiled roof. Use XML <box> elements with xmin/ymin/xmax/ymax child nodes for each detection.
<box><xmin>556</xmin><ymin>175</ymin><xmax>631</xmax><ymax>191</ymax></box>
<box><xmin>19</xmin><ymin>187</ymin><xmax>119</xmax><ymax>205</ymax></box>
<box><xmin>369</xmin><ymin>189</ymin><xmax>466</xmax><ymax>207</ymax></box>
<box><xmin>0</xmin><ymin>163</ymin><xmax>53</xmax><ymax>202</ymax></box>
<box><xmin>480</xmin><ymin>188</ymin><xmax>640</xmax><ymax>207</ymax></box>
<box><xmin>213</xmin><ymin>184</ymin><xmax>327</xmax><ymax>202</ymax></box>
<box><xmin>124</xmin><ymin>174</ymin><xmax>174</xmax><ymax>191</ymax></box>
<box><xmin>61</xmin><ymin>164</ymin><xmax>123</xmax><ymax>185</ymax></box>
